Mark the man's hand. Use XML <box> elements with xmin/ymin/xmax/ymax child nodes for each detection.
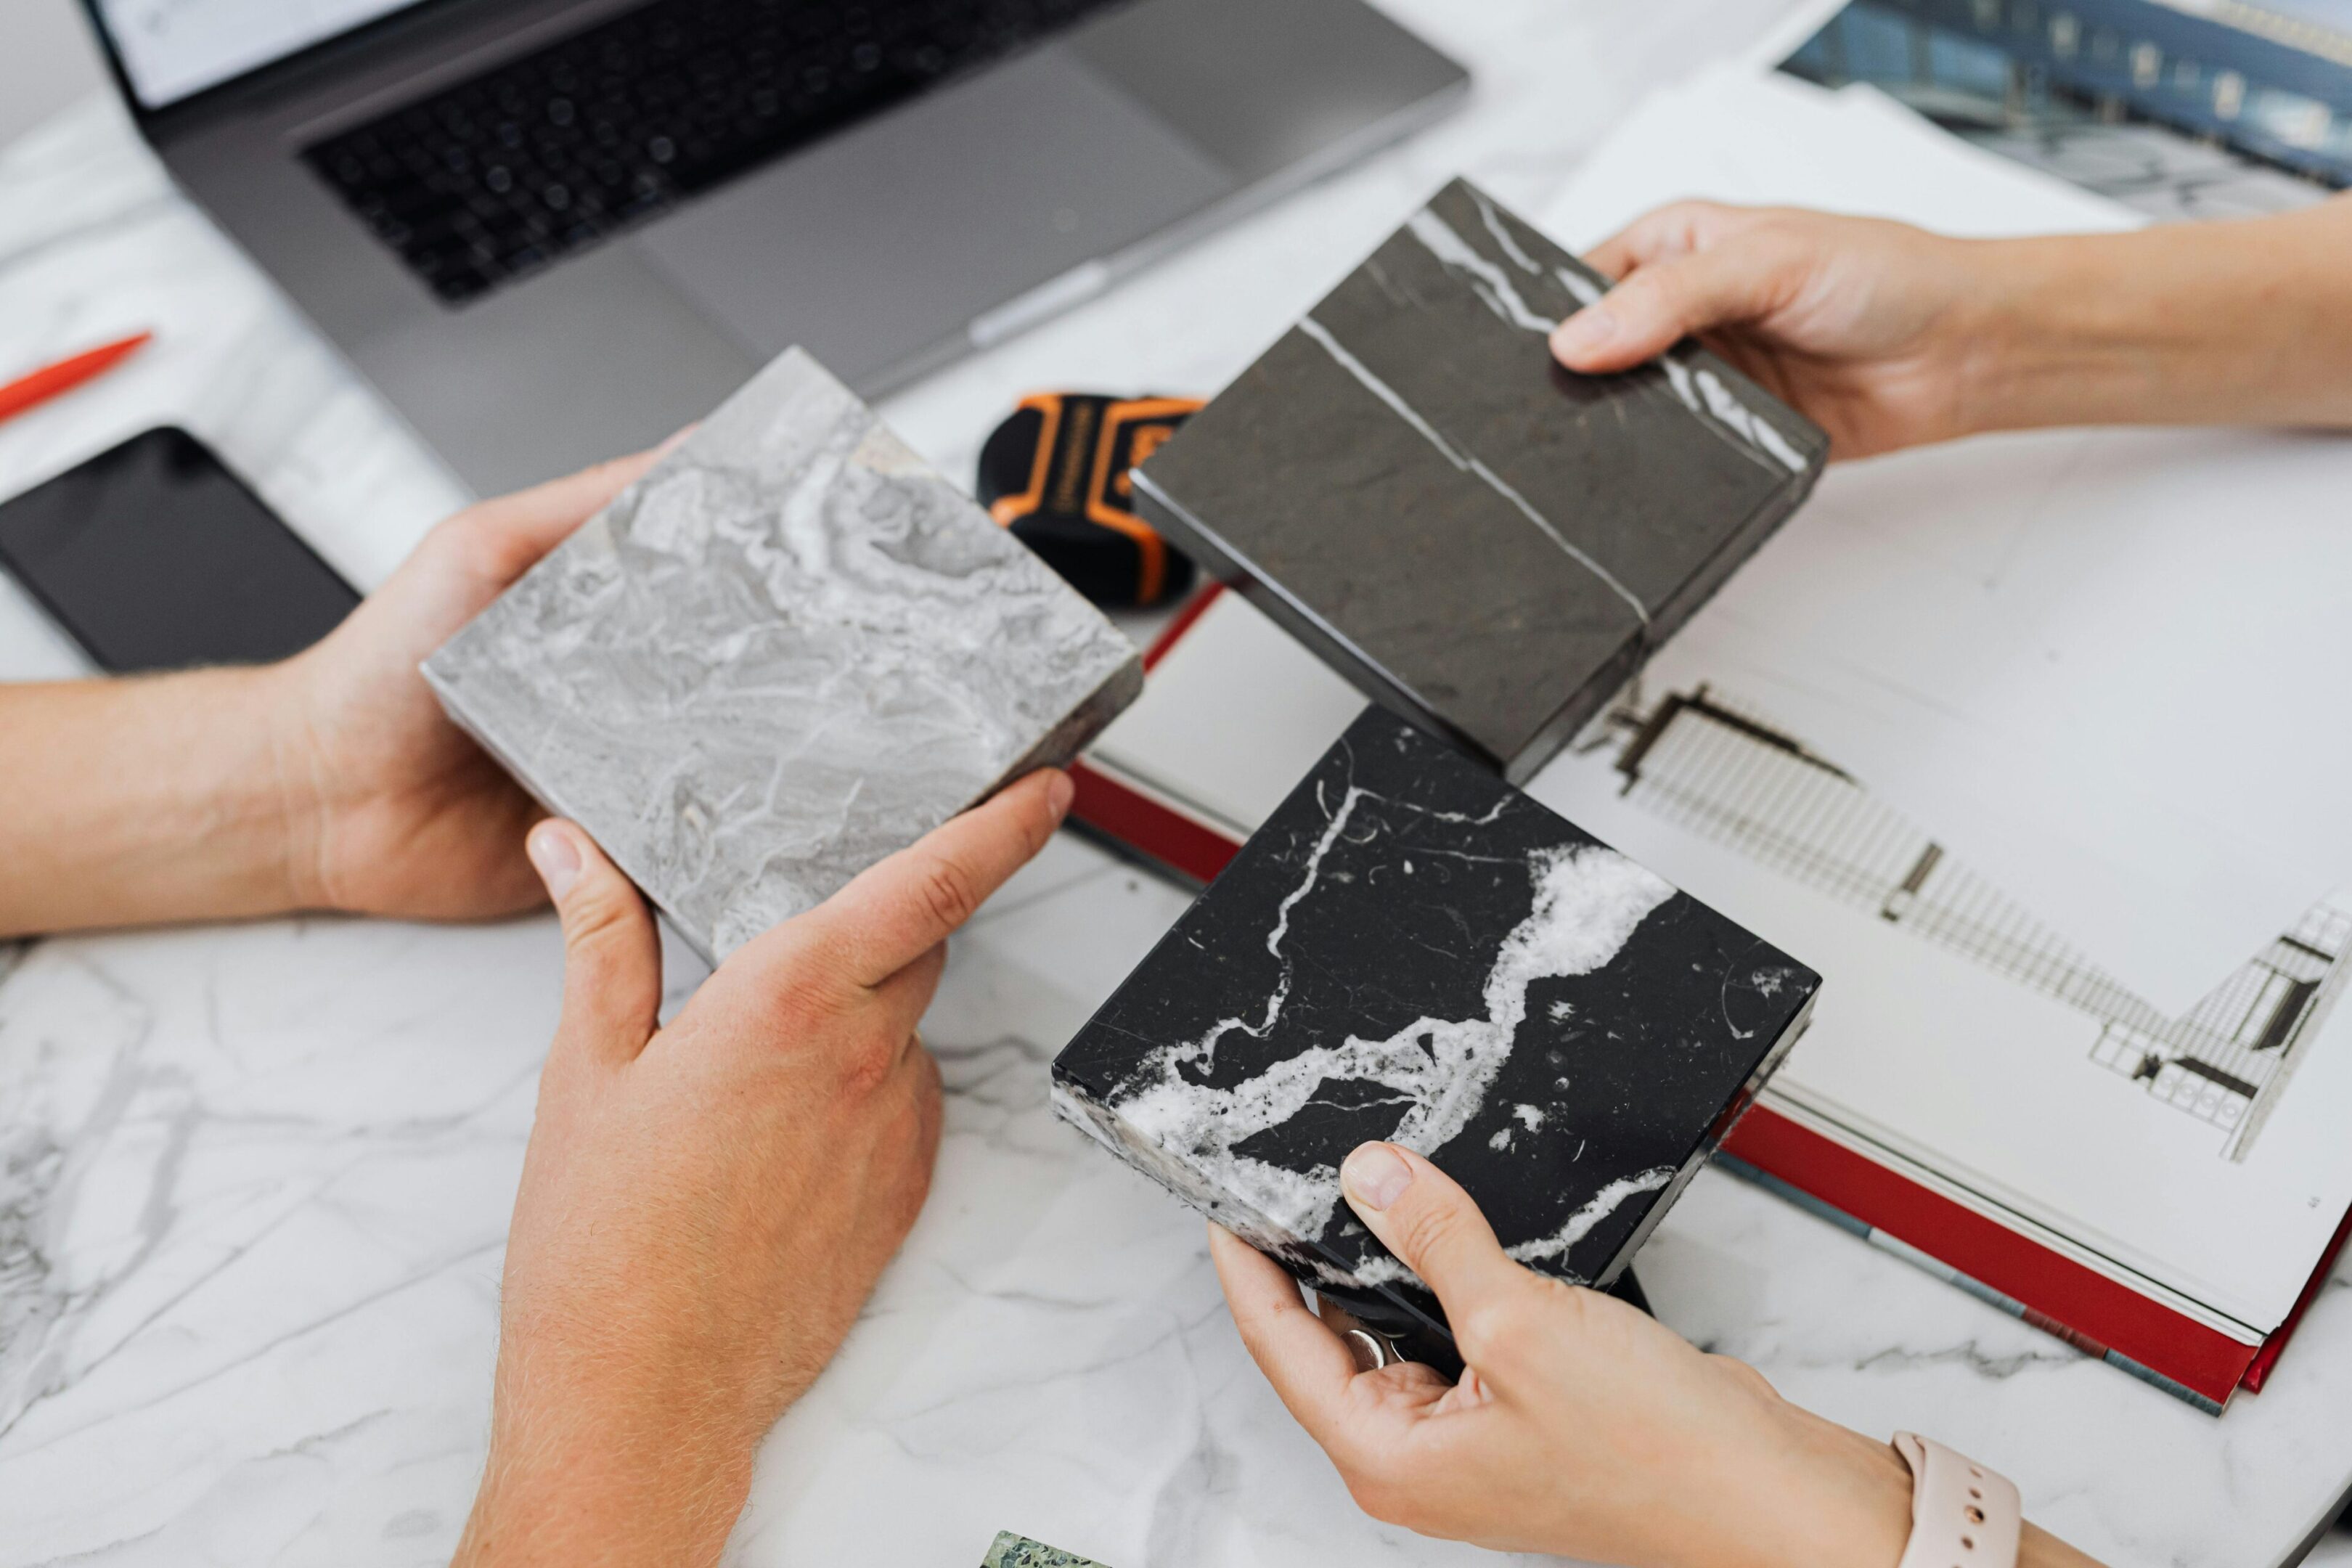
<box><xmin>453</xmin><ymin>769</ymin><xmax>1074</xmax><ymax>1568</ymax></box>
<box><xmin>268</xmin><ymin>449</ymin><xmax>667</xmax><ymax>920</ymax></box>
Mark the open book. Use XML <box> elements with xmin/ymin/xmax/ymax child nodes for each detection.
<box><xmin>1074</xmin><ymin>585</ymin><xmax>2352</xmax><ymax>1412</ymax></box>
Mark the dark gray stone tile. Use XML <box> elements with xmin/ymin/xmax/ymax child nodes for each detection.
<box><xmin>1053</xmin><ymin>709</ymin><xmax>1816</xmax><ymax>1365</ymax></box>
<box><xmin>1132</xmin><ymin>178</ymin><xmax>1828</xmax><ymax>783</ymax></box>
<box><xmin>423</xmin><ymin>348</ymin><xmax>1142</xmax><ymax>963</ymax></box>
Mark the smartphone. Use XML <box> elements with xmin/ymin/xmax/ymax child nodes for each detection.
<box><xmin>0</xmin><ymin>427</ymin><xmax>361</xmax><ymax>673</ymax></box>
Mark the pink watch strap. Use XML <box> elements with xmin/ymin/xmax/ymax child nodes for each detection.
<box><xmin>1892</xmin><ymin>1432</ymin><xmax>2021</xmax><ymax>1568</ymax></box>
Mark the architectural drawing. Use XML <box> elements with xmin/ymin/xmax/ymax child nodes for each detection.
<box><xmin>1586</xmin><ymin>681</ymin><xmax>2349</xmax><ymax>1159</ymax></box>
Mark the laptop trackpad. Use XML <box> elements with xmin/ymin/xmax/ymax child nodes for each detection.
<box><xmin>636</xmin><ymin>46</ymin><xmax>1233</xmax><ymax>388</ymax></box>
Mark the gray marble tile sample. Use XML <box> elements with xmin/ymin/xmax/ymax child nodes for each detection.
<box><xmin>1053</xmin><ymin>710</ymin><xmax>1818</xmax><ymax>1369</ymax></box>
<box><xmin>423</xmin><ymin>348</ymin><xmax>1143</xmax><ymax>962</ymax></box>
<box><xmin>1132</xmin><ymin>178</ymin><xmax>1830</xmax><ymax>784</ymax></box>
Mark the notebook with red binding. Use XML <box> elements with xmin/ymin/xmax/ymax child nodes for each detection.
<box><xmin>1071</xmin><ymin>585</ymin><xmax>2352</xmax><ymax>1413</ymax></box>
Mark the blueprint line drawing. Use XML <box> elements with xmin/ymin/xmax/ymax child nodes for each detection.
<box><xmin>1587</xmin><ymin>680</ymin><xmax>2350</xmax><ymax>1160</ymax></box>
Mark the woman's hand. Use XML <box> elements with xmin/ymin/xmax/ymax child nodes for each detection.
<box><xmin>266</xmin><ymin>448</ymin><xmax>669</xmax><ymax>921</ymax></box>
<box><xmin>1551</xmin><ymin>195</ymin><xmax>2352</xmax><ymax>459</ymax></box>
<box><xmin>454</xmin><ymin>769</ymin><xmax>1074</xmax><ymax>1568</ymax></box>
<box><xmin>1551</xmin><ymin>203</ymin><xmax>1996</xmax><ymax>460</ymax></box>
<box><xmin>1214</xmin><ymin>1141</ymin><xmax>2101</xmax><ymax>1568</ymax></box>
<box><xmin>0</xmin><ymin>450</ymin><xmax>682</xmax><ymax>939</ymax></box>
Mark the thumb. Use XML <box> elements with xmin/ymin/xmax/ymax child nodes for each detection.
<box><xmin>1339</xmin><ymin>1142</ymin><xmax>1528</xmax><ymax>1327</ymax></box>
<box><xmin>526</xmin><ymin>820</ymin><xmax>661</xmax><ymax>1066</ymax></box>
<box><xmin>1550</xmin><ymin>236</ymin><xmax>1793</xmax><ymax>375</ymax></box>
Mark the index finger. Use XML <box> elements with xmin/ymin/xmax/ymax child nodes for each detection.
<box><xmin>1208</xmin><ymin>1225</ymin><xmax>1361</xmax><ymax>1443</ymax></box>
<box><xmin>1584</xmin><ymin>199</ymin><xmax>1763</xmax><ymax>281</ymax></box>
<box><xmin>796</xmin><ymin>768</ymin><xmax>1074</xmax><ymax>989</ymax></box>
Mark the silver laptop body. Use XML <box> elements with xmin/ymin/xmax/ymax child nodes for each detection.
<box><xmin>81</xmin><ymin>0</ymin><xmax>1469</xmax><ymax>494</ymax></box>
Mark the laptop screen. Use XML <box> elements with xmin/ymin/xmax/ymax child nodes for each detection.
<box><xmin>91</xmin><ymin>0</ymin><xmax>431</xmax><ymax>110</ymax></box>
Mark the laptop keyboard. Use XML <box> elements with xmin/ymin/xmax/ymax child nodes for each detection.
<box><xmin>304</xmin><ymin>0</ymin><xmax>1128</xmax><ymax>305</ymax></box>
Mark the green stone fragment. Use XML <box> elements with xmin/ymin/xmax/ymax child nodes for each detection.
<box><xmin>982</xmin><ymin>1530</ymin><xmax>1108</xmax><ymax>1568</ymax></box>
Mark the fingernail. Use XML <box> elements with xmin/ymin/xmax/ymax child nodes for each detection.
<box><xmin>528</xmin><ymin>823</ymin><xmax>581</xmax><ymax>901</ymax></box>
<box><xmin>1045</xmin><ymin>769</ymin><xmax>1076</xmax><ymax>822</ymax></box>
<box><xmin>1553</xmin><ymin>303</ymin><xmax>1618</xmax><ymax>361</ymax></box>
<box><xmin>1342</xmin><ymin>1143</ymin><xmax>1414</xmax><ymax>1212</ymax></box>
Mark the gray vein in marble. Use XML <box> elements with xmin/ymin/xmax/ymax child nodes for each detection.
<box><xmin>1294</xmin><ymin>314</ymin><xmax>1652</xmax><ymax>626</ymax></box>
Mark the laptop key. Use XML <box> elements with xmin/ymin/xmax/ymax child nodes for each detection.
<box><xmin>302</xmin><ymin>0</ymin><xmax>1130</xmax><ymax>307</ymax></box>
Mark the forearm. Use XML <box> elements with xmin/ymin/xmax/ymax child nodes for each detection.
<box><xmin>1969</xmin><ymin>193</ymin><xmax>2352</xmax><ymax>435</ymax></box>
<box><xmin>0</xmin><ymin>668</ymin><xmax>308</xmax><ymax>938</ymax></box>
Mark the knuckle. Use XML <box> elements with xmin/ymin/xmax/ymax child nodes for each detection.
<box><xmin>1709</xmin><ymin>1352</ymin><xmax>1780</xmax><ymax>1404</ymax></box>
<box><xmin>1456</xmin><ymin>1280</ymin><xmax>1559</xmax><ymax>1363</ymax></box>
<box><xmin>836</xmin><ymin>1026</ymin><xmax>905</xmax><ymax>1097</ymax></box>
<box><xmin>1655</xmin><ymin>197</ymin><xmax>1718</xmax><ymax>231</ymax></box>
<box><xmin>565</xmin><ymin>888</ymin><xmax>637</xmax><ymax>952</ymax></box>
<box><xmin>1391</xmin><ymin>1198</ymin><xmax>1469</xmax><ymax>1270</ymax></box>
<box><xmin>452</xmin><ymin>522</ymin><xmax>531</xmax><ymax>584</ymax></box>
<box><xmin>1453</xmin><ymin>1296</ymin><xmax>1524</xmax><ymax>1361</ymax></box>
<box><xmin>915</xmin><ymin>856</ymin><xmax>984</xmax><ymax>934</ymax></box>
<box><xmin>1018</xmin><ymin>783</ymin><xmax>1061</xmax><ymax>852</ymax></box>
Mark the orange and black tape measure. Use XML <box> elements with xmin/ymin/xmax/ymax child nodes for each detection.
<box><xmin>977</xmin><ymin>392</ymin><xmax>1203</xmax><ymax>608</ymax></box>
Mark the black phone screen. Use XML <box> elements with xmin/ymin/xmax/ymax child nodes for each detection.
<box><xmin>0</xmin><ymin>427</ymin><xmax>362</xmax><ymax>673</ymax></box>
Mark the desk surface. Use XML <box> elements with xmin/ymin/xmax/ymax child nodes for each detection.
<box><xmin>3</xmin><ymin>3</ymin><xmax>2351</xmax><ymax>1563</ymax></box>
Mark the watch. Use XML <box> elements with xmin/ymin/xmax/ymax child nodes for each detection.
<box><xmin>1892</xmin><ymin>1432</ymin><xmax>2021</xmax><ymax>1568</ymax></box>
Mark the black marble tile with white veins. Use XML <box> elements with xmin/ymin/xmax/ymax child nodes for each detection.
<box><xmin>1132</xmin><ymin>177</ymin><xmax>1829</xmax><ymax>784</ymax></box>
<box><xmin>1053</xmin><ymin>710</ymin><xmax>1818</xmax><ymax>1357</ymax></box>
<box><xmin>423</xmin><ymin>348</ymin><xmax>1143</xmax><ymax>963</ymax></box>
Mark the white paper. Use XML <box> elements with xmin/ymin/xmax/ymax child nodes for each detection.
<box><xmin>1542</xmin><ymin>65</ymin><xmax>2141</xmax><ymax>251</ymax></box>
<box><xmin>1537</xmin><ymin>66</ymin><xmax>2348</xmax><ymax>1012</ymax></box>
<box><xmin>1528</xmin><ymin>740</ymin><xmax>2352</xmax><ymax>1336</ymax></box>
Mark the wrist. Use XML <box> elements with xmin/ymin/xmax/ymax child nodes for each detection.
<box><xmin>254</xmin><ymin>653</ymin><xmax>336</xmax><ymax>912</ymax></box>
<box><xmin>1948</xmin><ymin>235</ymin><xmax>2096</xmax><ymax>442</ymax></box>
<box><xmin>0</xmin><ymin>668</ymin><xmax>311</xmax><ymax>937</ymax></box>
<box><xmin>1962</xmin><ymin>226</ymin><xmax>2237</xmax><ymax>437</ymax></box>
<box><xmin>179</xmin><ymin>662</ymin><xmax>317</xmax><ymax>918</ymax></box>
<box><xmin>1723</xmin><ymin>1408</ymin><xmax>1915</xmax><ymax>1568</ymax></box>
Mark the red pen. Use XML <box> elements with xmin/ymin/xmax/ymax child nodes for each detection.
<box><xmin>0</xmin><ymin>332</ymin><xmax>154</xmax><ymax>426</ymax></box>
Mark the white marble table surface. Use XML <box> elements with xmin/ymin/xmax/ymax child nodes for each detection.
<box><xmin>4</xmin><ymin>2</ymin><xmax>2352</xmax><ymax>1564</ymax></box>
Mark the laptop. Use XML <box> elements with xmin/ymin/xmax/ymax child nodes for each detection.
<box><xmin>79</xmin><ymin>0</ymin><xmax>1469</xmax><ymax>494</ymax></box>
